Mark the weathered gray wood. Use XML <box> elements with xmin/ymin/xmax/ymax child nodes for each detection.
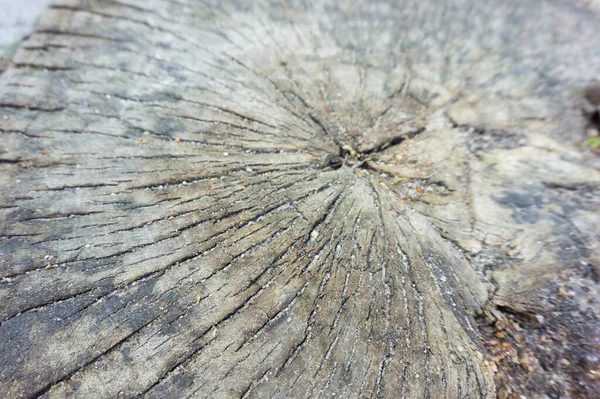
<box><xmin>0</xmin><ymin>0</ymin><xmax>599</xmax><ymax>398</ymax></box>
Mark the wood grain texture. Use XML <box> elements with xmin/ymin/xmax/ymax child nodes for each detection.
<box><xmin>1</xmin><ymin>0</ymin><xmax>599</xmax><ymax>398</ymax></box>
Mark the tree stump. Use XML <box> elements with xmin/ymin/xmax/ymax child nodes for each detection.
<box><xmin>1</xmin><ymin>1</ymin><xmax>599</xmax><ymax>398</ymax></box>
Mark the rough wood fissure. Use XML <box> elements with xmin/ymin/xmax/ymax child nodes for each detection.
<box><xmin>0</xmin><ymin>0</ymin><xmax>599</xmax><ymax>398</ymax></box>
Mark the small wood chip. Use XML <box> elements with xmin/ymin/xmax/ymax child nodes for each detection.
<box><xmin>558</xmin><ymin>286</ymin><xmax>568</xmax><ymax>297</ymax></box>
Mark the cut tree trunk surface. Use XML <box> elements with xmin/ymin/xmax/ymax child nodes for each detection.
<box><xmin>1</xmin><ymin>1</ymin><xmax>599</xmax><ymax>398</ymax></box>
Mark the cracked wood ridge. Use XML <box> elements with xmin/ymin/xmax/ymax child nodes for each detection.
<box><xmin>1</xmin><ymin>1</ymin><xmax>600</xmax><ymax>398</ymax></box>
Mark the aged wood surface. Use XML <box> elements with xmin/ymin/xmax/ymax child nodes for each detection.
<box><xmin>1</xmin><ymin>0</ymin><xmax>599</xmax><ymax>398</ymax></box>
